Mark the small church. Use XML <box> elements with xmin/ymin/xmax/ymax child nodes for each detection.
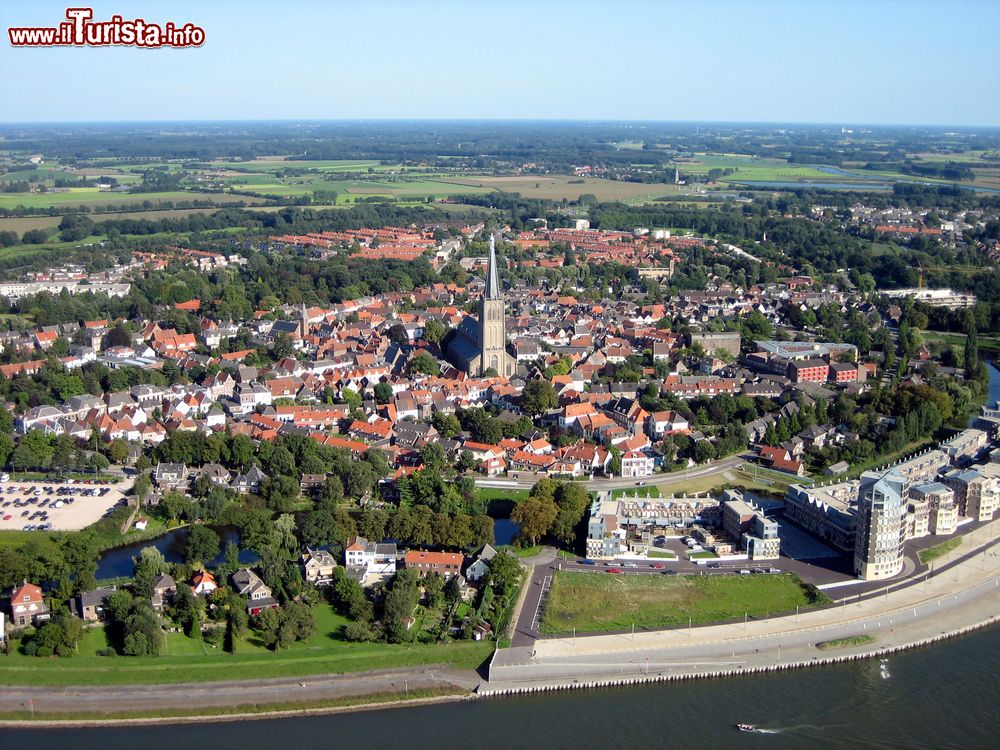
<box><xmin>446</xmin><ymin>234</ymin><xmax>517</xmax><ymax>377</ymax></box>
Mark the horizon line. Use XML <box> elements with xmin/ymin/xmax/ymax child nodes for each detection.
<box><xmin>1</xmin><ymin>117</ymin><xmax>999</xmax><ymax>130</ymax></box>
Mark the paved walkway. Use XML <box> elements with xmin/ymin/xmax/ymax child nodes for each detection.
<box><xmin>488</xmin><ymin>520</ymin><xmax>1000</xmax><ymax>685</ymax></box>
<box><xmin>0</xmin><ymin>667</ymin><xmax>480</xmax><ymax>717</ymax></box>
<box><xmin>510</xmin><ymin>547</ymin><xmax>557</xmax><ymax>648</ymax></box>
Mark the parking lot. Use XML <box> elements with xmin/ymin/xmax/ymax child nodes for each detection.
<box><xmin>0</xmin><ymin>479</ymin><xmax>127</xmax><ymax>532</ymax></box>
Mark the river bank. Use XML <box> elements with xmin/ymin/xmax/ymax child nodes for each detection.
<box><xmin>4</xmin><ymin>520</ymin><xmax>1000</xmax><ymax>726</ymax></box>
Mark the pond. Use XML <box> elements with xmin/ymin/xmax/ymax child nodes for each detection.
<box><xmin>96</xmin><ymin>525</ymin><xmax>256</xmax><ymax>580</ymax></box>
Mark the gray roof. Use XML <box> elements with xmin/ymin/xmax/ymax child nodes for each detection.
<box><xmin>486</xmin><ymin>233</ymin><xmax>501</xmax><ymax>300</ymax></box>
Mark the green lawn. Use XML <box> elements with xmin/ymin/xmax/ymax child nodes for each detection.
<box><xmin>817</xmin><ymin>634</ymin><xmax>876</xmax><ymax>650</ymax></box>
<box><xmin>540</xmin><ymin>571</ymin><xmax>827</xmax><ymax>634</ymax></box>
<box><xmin>918</xmin><ymin>536</ymin><xmax>964</xmax><ymax>564</ymax></box>
<box><xmin>0</xmin><ymin>605</ymin><xmax>492</xmax><ymax>686</ymax></box>
<box><xmin>689</xmin><ymin>550</ymin><xmax>718</xmax><ymax>559</ymax></box>
<box><xmin>610</xmin><ymin>485</ymin><xmax>662</xmax><ymax>499</ymax></box>
<box><xmin>476</xmin><ymin>486</ymin><xmax>530</xmax><ymax>503</ymax></box>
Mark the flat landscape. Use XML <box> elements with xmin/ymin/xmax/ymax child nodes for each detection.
<box><xmin>540</xmin><ymin>571</ymin><xmax>825</xmax><ymax>634</ymax></box>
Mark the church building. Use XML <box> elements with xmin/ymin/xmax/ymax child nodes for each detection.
<box><xmin>446</xmin><ymin>234</ymin><xmax>517</xmax><ymax>377</ymax></box>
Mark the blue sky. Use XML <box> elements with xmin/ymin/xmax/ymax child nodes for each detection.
<box><xmin>1</xmin><ymin>0</ymin><xmax>998</xmax><ymax>125</ymax></box>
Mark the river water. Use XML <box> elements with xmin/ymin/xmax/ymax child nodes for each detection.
<box><xmin>12</xmin><ymin>624</ymin><xmax>1000</xmax><ymax>749</ymax></box>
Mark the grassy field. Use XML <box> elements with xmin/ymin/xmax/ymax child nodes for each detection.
<box><xmin>445</xmin><ymin>174</ymin><xmax>682</xmax><ymax>203</ymax></box>
<box><xmin>650</xmin><ymin>465</ymin><xmax>798</xmax><ymax>497</ymax></box>
<box><xmin>923</xmin><ymin>330</ymin><xmax>1000</xmax><ymax>354</ymax></box>
<box><xmin>918</xmin><ymin>536</ymin><xmax>964</xmax><ymax>564</ymax></box>
<box><xmin>0</xmin><ymin>605</ymin><xmax>492</xmax><ymax>686</ymax></box>
<box><xmin>477</xmin><ymin>486</ymin><xmax>530</xmax><ymax>503</ymax></box>
<box><xmin>540</xmin><ymin>571</ymin><xmax>827</xmax><ymax>634</ymax></box>
<box><xmin>0</xmin><ymin>190</ymin><xmax>255</xmax><ymax>211</ymax></box>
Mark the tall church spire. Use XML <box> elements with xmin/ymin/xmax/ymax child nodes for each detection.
<box><xmin>485</xmin><ymin>233</ymin><xmax>501</xmax><ymax>300</ymax></box>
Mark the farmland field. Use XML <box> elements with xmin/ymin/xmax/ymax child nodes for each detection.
<box><xmin>444</xmin><ymin>174</ymin><xmax>683</xmax><ymax>202</ymax></box>
<box><xmin>540</xmin><ymin>571</ymin><xmax>826</xmax><ymax>634</ymax></box>
<box><xmin>0</xmin><ymin>189</ymin><xmax>258</xmax><ymax>210</ymax></box>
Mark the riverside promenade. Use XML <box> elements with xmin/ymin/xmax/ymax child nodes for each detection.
<box><xmin>485</xmin><ymin>520</ymin><xmax>1000</xmax><ymax>692</ymax></box>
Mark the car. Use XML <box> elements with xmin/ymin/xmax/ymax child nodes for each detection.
<box><xmin>623</xmin><ymin>562</ymin><xmax>638</xmax><ymax>569</ymax></box>
<box><xmin>663</xmin><ymin>569</ymin><xmax>678</xmax><ymax>575</ymax></box>
<box><xmin>707</xmin><ymin>562</ymin><xmax>721</xmax><ymax>569</ymax></box>
<box><xmin>2</xmin><ymin>514</ymin><xmax>11</xmax><ymax>521</ymax></box>
<box><xmin>739</xmin><ymin>569</ymin><xmax>752</xmax><ymax>575</ymax></box>
<box><xmin>580</xmin><ymin>559</ymin><xmax>596</xmax><ymax>566</ymax></box>
<box><xmin>650</xmin><ymin>562</ymin><xmax>665</xmax><ymax>569</ymax></box>
<box><xmin>606</xmin><ymin>567</ymin><xmax>623</xmax><ymax>574</ymax></box>
<box><xmin>768</xmin><ymin>567</ymin><xmax>782</xmax><ymax>574</ymax></box>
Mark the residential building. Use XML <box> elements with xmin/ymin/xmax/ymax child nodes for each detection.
<box><xmin>404</xmin><ymin>550</ymin><xmax>464</xmax><ymax>578</ymax></box>
<box><xmin>300</xmin><ymin>547</ymin><xmax>337</xmax><ymax>585</ymax></box>
<box><xmin>854</xmin><ymin>470</ymin><xmax>908</xmax><ymax>580</ymax></box>
<box><xmin>7</xmin><ymin>581</ymin><xmax>49</xmax><ymax>627</ymax></box>
<box><xmin>231</xmin><ymin>569</ymin><xmax>279</xmax><ymax>616</ymax></box>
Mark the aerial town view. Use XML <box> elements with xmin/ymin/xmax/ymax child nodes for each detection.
<box><xmin>1</xmin><ymin>1</ymin><xmax>999</xmax><ymax>748</ymax></box>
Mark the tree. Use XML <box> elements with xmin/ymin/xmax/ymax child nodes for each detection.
<box><xmin>264</xmin><ymin>474</ymin><xmax>300</xmax><ymax>511</ymax></box>
<box><xmin>185</xmin><ymin>525</ymin><xmax>221</xmax><ymax>566</ymax></box>
<box><xmin>422</xmin><ymin>318</ymin><xmax>448</xmax><ymax>344</ymax></box>
<box><xmin>487</xmin><ymin>551</ymin><xmax>522</xmax><ymax>596</ymax></box>
<box><xmin>383</xmin><ymin>578</ymin><xmax>419</xmax><ymax>643</ymax></box>
<box><xmin>511</xmin><ymin>495</ymin><xmax>558</xmax><ymax>545</ymax></box>
<box><xmin>964</xmin><ymin>309</ymin><xmax>980</xmax><ymax>376</ymax></box>
<box><xmin>419</xmin><ymin>443</ymin><xmax>447</xmax><ymax>473</ymax></box>
<box><xmin>386</xmin><ymin>323</ymin><xmax>409</xmax><ymax>345</ymax></box>
<box><xmin>549</xmin><ymin>482</ymin><xmax>590</xmax><ymax>547</ymax></box>
<box><xmin>408</xmin><ymin>351</ymin><xmax>440</xmax><ymax>376</ymax></box>
<box><xmin>343</xmin><ymin>619</ymin><xmax>377</xmax><ymax>642</ymax></box>
<box><xmin>521</xmin><ymin>379</ymin><xmax>558</xmax><ymax>416</ymax></box>
<box><xmin>373</xmin><ymin>382</ymin><xmax>393</xmax><ymax>404</ymax></box>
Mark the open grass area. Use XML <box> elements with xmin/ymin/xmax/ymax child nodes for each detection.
<box><xmin>540</xmin><ymin>571</ymin><xmax>828</xmax><ymax>634</ymax></box>
<box><xmin>0</xmin><ymin>605</ymin><xmax>492</xmax><ymax>686</ymax></box>
<box><xmin>816</xmin><ymin>634</ymin><xmax>876</xmax><ymax>650</ymax></box>
<box><xmin>476</xmin><ymin>486</ymin><xmax>530</xmax><ymax>503</ymax></box>
<box><xmin>918</xmin><ymin>536</ymin><xmax>964</xmax><ymax>565</ymax></box>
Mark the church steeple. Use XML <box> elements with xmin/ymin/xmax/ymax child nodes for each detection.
<box><xmin>485</xmin><ymin>233</ymin><xmax>501</xmax><ymax>300</ymax></box>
